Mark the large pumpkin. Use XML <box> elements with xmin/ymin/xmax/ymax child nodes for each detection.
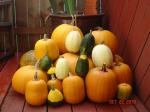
<box><xmin>92</xmin><ymin>29</ymin><xmax>118</xmax><ymax>54</ymax></box>
<box><xmin>34</xmin><ymin>34</ymin><xmax>59</xmax><ymax>60</ymax></box>
<box><xmin>62</xmin><ymin>53</ymin><xmax>94</xmax><ymax>75</ymax></box>
<box><xmin>12</xmin><ymin>65</ymin><xmax>48</xmax><ymax>94</ymax></box>
<box><xmin>51</xmin><ymin>24</ymin><xmax>83</xmax><ymax>54</ymax></box>
<box><xmin>63</xmin><ymin>74</ymin><xmax>85</xmax><ymax>104</ymax></box>
<box><xmin>112</xmin><ymin>62</ymin><xmax>132</xmax><ymax>85</ymax></box>
<box><xmin>85</xmin><ymin>65</ymin><xmax>117</xmax><ymax>103</ymax></box>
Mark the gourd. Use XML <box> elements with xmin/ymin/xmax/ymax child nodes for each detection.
<box><xmin>39</xmin><ymin>55</ymin><xmax>52</xmax><ymax>71</ymax></box>
<box><xmin>25</xmin><ymin>72</ymin><xmax>48</xmax><ymax>106</ymax></box>
<box><xmin>20</xmin><ymin>50</ymin><xmax>37</xmax><ymax>66</ymax></box>
<box><xmin>85</xmin><ymin>64</ymin><xmax>117</xmax><ymax>103</ymax></box>
<box><xmin>48</xmin><ymin>87</ymin><xmax>63</xmax><ymax>106</ymax></box>
<box><xmin>92</xmin><ymin>28</ymin><xmax>118</xmax><ymax>54</ymax></box>
<box><xmin>79</xmin><ymin>31</ymin><xmax>95</xmax><ymax>56</ymax></box>
<box><xmin>63</xmin><ymin>73</ymin><xmax>85</xmax><ymax>104</ymax></box>
<box><xmin>117</xmin><ymin>83</ymin><xmax>132</xmax><ymax>100</ymax></box>
<box><xmin>112</xmin><ymin>62</ymin><xmax>132</xmax><ymax>85</ymax></box>
<box><xmin>12</xmin><ymin>65</ymin><xmax>47</xmax><ymax>94</ymax></box>
<box><xmin>62</xmin><ymin>53</ymin><xmax>94</xmax><ymax>75</ymax></box>
<box><xmin>65</xmin><ymin>30</ymin><xmax>82</xmax><ymax>53</ymax></box>
<box><xmin>34</xmin><ymin>34</ymin><xmax>59</xmax><ymax>60</ymax></box>
<box><xmin>55</xmin><ymin>56</ymin><xmax>69</xmax><ymax>80</ymax></box>
<box><xmin>75</xmin><ymin>51</ymin><xmax>89</xmax><ymax>77</ymax></box>
<box><xmin>51</xmin><ymin>24</ymin><xmax>83</xmax><ymax>54</ymax></box>
<box><xmin>92</xmin><ymin>44</ymin><xmax>113</xmax><ymax>67</ymax></box>
<box><xmin>47</xmin><ymin>67</ymin><xmax>63</xmax><ymax>92</ymax></box>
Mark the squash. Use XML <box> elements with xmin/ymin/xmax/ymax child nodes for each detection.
<box><xmin>112</xmin><ymin>62</ymin><xmax>132</xmax><ymax>85</ymax></box>
<box><xmin>34</xmin><ymin>34</ymin><xmax>59</xmax><ymax>60</ymax></box>
<box><xmin>63</xmin><ymin>74</ymin><xmax>85</xmax><ymax>104</ymax></box>
<box><xmin>79</xmin><ymin>31</ymin><xmax>95</xmax><ymax>56</ymax></box>
<box><xmin>55</xmin><ymin>56</ymin><xmax>69</xmax><ymax>80</ymax></box>
<box><xmin>20</xmin><ymin>50</ymin><xmax>37</xmax><ymax>66</ymax></box>
<box><xmin>39</xmin><ymin>55</ymin><xmax>52</xmax><ymax>71</ymax></box>
<box><xmin>62</xmin><ymin>53</ymin><xmax>94</xmax><ymax>75</ymax></box>
<box><xmin>75</xmin><ymin>53</ymin><xmax>89</xmax><ymax>77</ymax></box>
<box><xmin>92</xmin><ymin>29</ymin><xmax>118</xmax><ymax>54</ymax></box>
<box><xmin>51</xmin><ymin>24</ymin><xmax>83</xmax><ymax>54</ymax></box>
<box><xmin>92</xmin><ymin>44</ymin><xmax>113</xmax><ymax>67</ymax></box>
<box><xmin>12</xmin><ymin>65</ymin><xmax>48</xmax><ymax>94</ymax></box>
<box><xmin>85</xmin><ymin>64</ymin><xmax>117</xmax><ymax>103</ymax></box>
<box><xmin>117</xmin><ymin>83</ymin><xmax>132</xmax><ymax>100</ymax></box>
<box><xmin>65</xmin><ymin>30</ymin><xmax>82</xmax><ymax>53</ymax></box>
<box><xmin>25</xmin><ymin>73</ymin><xmax>48</xmax><ymax>106</ymax></box>
<box><xmin>48</xmin><ymin>88</ymin><xmax>63</xmax><ymax>106</ymax></box>
<box><xmin>47</xmin><ymin>67</ymin><xmax>62</xmax><ymax>92</ymax></box>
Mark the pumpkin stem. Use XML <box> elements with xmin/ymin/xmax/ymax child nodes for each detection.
<box><xmin>51</xmin><ymin>74</ymin><xmax>56</xmax><ymax>80</ymax></box>
<box><xmin>90</xmin><ymin>30</ymin><xmax>92</xmax><ymax>34</ymax></box>
<box><xmin>101</xmin><ymin>63</ymin><xmax>107</xmax><ymax>72</ymax></box>
<box><xmin>94</xmin><ymin>26</ymin><xmax>104</xmax><ymax>31</ymax></box>
<box><xmin>34</xmin><ymin>71</ymin><xmax>39</xmax><ymax>81</ymax></box>
<box><xmin>59</xmin><ymin>55</ymin><xmax>64</xmax><ymax>58</ymax></box>
<box><xmin>69</xmin><ymin>72</ymin><xmax>73</xmax><ymax>76</ymax></box>
<box><xmin>43</xmin><ymin>34</ymin><xmax>48</xmax><ymax>40</ymax></box>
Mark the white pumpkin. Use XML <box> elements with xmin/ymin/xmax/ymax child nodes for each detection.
<box><xmin>92</xmin><ymin>44</ymin><xmax>113</xmax><ymax>67</ymax></box>
<box><xmin>65</xmin><ymin>30</ymin><xmax>82</xmax><ymax>53</ymax></box>
<box><xmin>55</xmin><ymin>57</ymin><xmax>69</xmax><ymax>79</ymax></box>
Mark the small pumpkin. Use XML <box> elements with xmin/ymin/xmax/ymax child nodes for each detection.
<box><xmin>92</xmin><ymin>44</ymin><xmax>113</xmax><ymax>67</ymax></box>
<box><xmin>12</xmin><ymin>65</ymin><xmax>48</xmax><ymax>94</ymax></box>
<box><xmin>117</xmin><ymin>83</ymin><xmax>132</xmax><ymax>100</ymax></box>
<box><xmin>86</xmin><ymin>64</ymin><xmax>117</xmax><ymax>103</ymax></box>
<box><xmin>63</xmin><ymin>73</ymin><xmax>85</xmax><ymax>104</ymax></box>
<box><xmin>34</xmin><ymin>34</ymin><xmax>59</xmax><ymax>60</ymax></box>
<box><xmin>65</xmin><ymin>30</ymin><xmax>82</xmax><ymax>53</ymax></box>
<box><xmin>25</xmin><ymin>73</ymin><xmax>48</xmax><ymax>106</ymax></box>
<box><xmin>62</xmin><ymin>53</ymin><xmax>94</xmax><ymax>75</ymax></box>
<box><xmin>55</xmin><ymin>56</ymin><xmax>69</xmax><ymax>80</ymax></box>
<box><xmin>47</xmin><ymin>67</ymin><xmax>62</xmax><ymax>92</ymax></box>
<box><xmin>48</xmin><ymin>87</ymin><xmax>63</xmax><ymax>106</ymax></box>
<box><xmin>112</xmin><ymin>62</ymin><xmax>132</xmax><ymax>85</ymax></box>
<box><xmin>20</xmin><ymin>50</ymin><xmax>37</xmax><ymax>66</ymax></box>
<box><xmin>51</xmin><ymin>24</ymin><xmax>83</xmax><ymax>54</ymax></box>
<box><xmin>92</xmin><ymin>28</ymin><xmax>118</xmax><ymax>54</ymax></box>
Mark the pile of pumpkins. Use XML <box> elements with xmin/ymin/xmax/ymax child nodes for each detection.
<box><xmin>12</xmin><ymin>23</ymin><xmax>133</xmax><ymax>106</ymax></box>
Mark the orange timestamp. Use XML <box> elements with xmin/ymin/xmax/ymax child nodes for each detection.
<box><xmin>109</xmin><ymin>99</ymin><xmax>136</xmax><ymax>105</ymax></box>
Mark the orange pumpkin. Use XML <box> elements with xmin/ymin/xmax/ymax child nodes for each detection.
<box><xmin>112</xmin><ymin>62</ymin><xmax>132</xmax><ymax>85</ymax></box>
<box><xmin>51</xmin><ymin>24</ymin><xmax>83</xmax><ymax>54</ymax></box>
<box><xmin>62</xmin><ymin>53</ymin><xmax>94</xmax><ymax>75</ymax></box>
<box><xmin>86</xmin><ymin>64</ymin><xmax>117</xmax><ymax>103</ymax></box>
<box><xmin>63</xmin><ymin>74</ymin><xmax>85</xmax><ymax>104</ymax></box>
<box><xmin>92</xmin><ymin>29</ymin><xmax>118</xmax><ymax>54</ymax></box>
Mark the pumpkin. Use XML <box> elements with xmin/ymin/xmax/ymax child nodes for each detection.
<box><xmin>62</xmin><ymin>53</ymin><xmax>94</xmax><ymax>75</ymax></box>
<box><xmin>47</xmin><ymin>67</ymin><xmax>62</xmax><ymax>92</ymax></box>
<box><xmin>12</xmin><ymin>65</ymin><xmax>48</xmax><ymax>94</ymax></box>
<box><xmin>92</xmin><ymin>44</ymin><xmax>113</xmax><ymax>67</ymax></box>
<box><xmin>63</xmin><ymin>74</ymin><xmax>85</xmax><ymax>104</ymax></box>
<box><xmin>85</xmin><ymin>64</ymin><xmax>117</xmax><ymax>103</ymax></box>
<box><xmin>65</xmin><ymin>30</ymin><xmax>82</xmax><ymax>53</ymax></box>
<box><xmin>117</xmin><ymin>83</ymin><xmax>132</xmax><ymax>100</ymax></box>
<box><xmin>92</xmin><ymin>29</ymin><xmax>118</xmax><ymax>54</ymax></box>
<box><xmin>34</xmin><ymin>34</ymin><xmax>59</xmax><ymax>60</ymax></box>
<box><xmin>55</xmin><ymin>56</ymin><xmax>69</xmax><ymax>80</ymax></box>
<box><xmin>20</xmin><ymin>50</ymin><xmax>37</xmax><ymax>66</ymax></box>
<box><xmin>25</xmin><ymin>73</ymin><xmax>48</xmax><ymax>106</ymax></box>
<box><xmin>51</xmin><ymin>24</ymin><xmax>83</xmax><ymax>54</ymax></box>
<box><xmin>48</xmin><ymin>88</ymin><xmax>63</xmax><ymax>106</ymax></box>
<box><xmin>112</xmin><ymin>62</ymin><xmax>132</xmax><ymax>85</ymax></box>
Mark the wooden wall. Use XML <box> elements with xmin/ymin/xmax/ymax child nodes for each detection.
<box><xmin>103</xmin><ymin>0</ymin><xmax>150</xmax><ymax>109</ymax></box>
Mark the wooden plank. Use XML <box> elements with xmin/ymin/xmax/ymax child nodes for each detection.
<box><xmin>134</xmin><ymin>96</ymin><xmax>149</xmax><ymax>112</ymax></box>
<box><xmin>48</xmin><ymin>103</ymin><xmax>71</xmax><ymax>112</ymax></box>
<box><xmin>0</xmin><ymin>88</ymin><xmax>25</xmax><ymax>112</ymax></box>
<box><xmin>23</xmin><ymin>103</ymin><xmax>46</xmax><ymax>112</ymax></box>
<box><xmin>123</xmin><ymin>0</ymin><xmax>150</xmax><ymax>70</ymax></box>
<box><xmin>145</xmin><ymin>96</ymin><xmax>150</xmax><ymax>111</ymax></box>
<box><xmin>96</xmin><ymin>104</ymin><xmax>121</xmax><ymax>112</ymax></box>
<box><xmin>120</xmin><ymin>104</ymin><xmax>137</xmax><ymax>112</ymax></box>
<box><xmin>72</xmin><ymin>100</ymin><xmax>97</xmax><ymax>112</ymax></box>
<box><xmin>0</xmin><ymin>54</ymin><xmax>20</xmax><ymax>106</ymax></box>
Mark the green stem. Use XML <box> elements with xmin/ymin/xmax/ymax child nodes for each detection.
<box><xmin>101</xmin><ymin>63</ymin><xmax>107</xmax><ymax>72</ymax></box>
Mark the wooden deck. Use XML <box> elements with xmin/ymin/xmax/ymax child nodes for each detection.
<box><xmin>0</xmin><ymin>54</ymin><xmax>149</xmax><ymax>112</ymax></box>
